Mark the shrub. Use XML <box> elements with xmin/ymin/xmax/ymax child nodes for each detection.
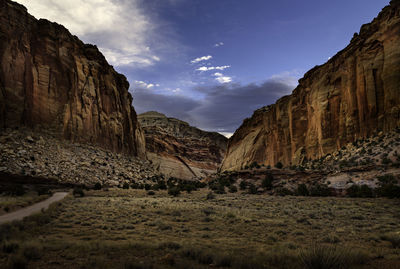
<box><xmin>262</xmin><ymin>174</ymin><xmax>274</xmax><ymax>190</ymax></box>
<box><xmin>275</xmin><ymin>162</ymin><xmax>283</xmax><ymax>169</ymax></box>
<box><xmin>381</xmin><ymin>233</ymin><xmax>400</xmax><ymax>248</ymax></box>
<box><xmin>23</xmin><ymin>242</ymin><xmax>43</xmax><ymax>260</ymax></box>
<box><xmin>9</xmin><ymin>185</ymin><xmax>25</xmax><ymax>196</ymax></box>
<box><xmin>73</xmin><ymin>187</ymin><xmax>85</xmax><ymax>197</ymax></box>
<box><xmin>168</xmin><ymin>187</ymin><xmax>180</xmax><ymax>197</ymax></box>
<box><xmin>123</xmin><ymin>182</ymin><xmax>130</xmax><ymax>189</ymax></box>
<box><xmin>347</xmin><ymin>185</ymin><xmax>374</xmax><ymax>198</ymax></box>
<box><xmin>7</xmin><ymin>254</ymin><xmax>27</xmax><ymax>269</ymax></box>
<box><xmin>377</xmin><ymin>174</ymin><xmax>396</xmax><ymax>185</ymax></box>
<box><xmin>239</xmin><ymin>181</ymin><xmax>247</xmax><ymax>190</ymax></box>
<box><xmin>36</xmin><ymin>187</ymin><xmax>51</xmax><ymax>196</ymax></box>
<box><xmin>276</xmin><ymin>187</ymin><xmax>293</xmax><ymax>196</ymax></box>
<box><xmin>300</xmin><ymin>245</ymin><xmax>350</xmax><ymax>269</ymax></box>
<box><xmin>247</xmin><ymin>183</ymin><xmax>257</xmax><ymax>194</ymax></box>
<box><xmin>297</xmin><ymin>184</ymin><xmax>309</xmax><ymax>196</ymax></box>
<box><xmin>228</xmin><ymin>185</ymin><xmax>238</xmax><ymax>193</ymax></box>
<box><xmin>310</xmin><ymin>184</ymin><xmax>331</xmax><ymax>197</ymax></box>
<box><xmin>206</xmin><ymin>192</ymin><xmax>215</xmax><ymax>200</ymax></box>
<box><xmin>2</xmin><ymin>241</ymin><xmax>19</xmax><ymax>253</ymax></box>
<box><xmin>376</xmin><ymin>184</ymin><xmax>400</xmax><ymax>198</ymax></box>
<box><xmin>147</xmin><ymin>191</ymin><xmax>155</xmax><ymax>196</ymax></box>
<box><xmin>93</xmin><ymin>183</ymin><xmax>102</xmax><ymax>190</ymax></box>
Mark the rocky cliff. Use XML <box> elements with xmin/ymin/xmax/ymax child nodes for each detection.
<box><xmin>138</xmin><ymin>112</ymin><xmax>228</xmax><ymax>180</ymax></box>
<box><xmin>0</xmin><ymin>0</ymin><xmax>145</xmax><ymax>158</ymax></box>
<box><xmin>222</xmin><ymin>0</ymin><xmax>400</xmax><ymax>171</ymax></box>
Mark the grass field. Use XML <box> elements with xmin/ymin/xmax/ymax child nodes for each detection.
<box><xmin>0</xmin><ymin>191</ymin><xmax>50</xmax><ymax>216</ymax></box>
<box><xmin>0</xmin><ymin>189</ymin><xmax>399</xmax><ymax>268</ymax></box>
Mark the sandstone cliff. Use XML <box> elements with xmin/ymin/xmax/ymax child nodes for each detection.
<box><xmin>0</xmin><ymin>0</ymin><xmax>145</xmax><ymax>158</ymax></box>
<box><xmin>138</xmin><ymin>112</ymin><xmax>228</xmax><ymax>180</ymax></box>
<box><xmin>222</xmin><ymin>0</ymin><xmax>400</xmax><ymax>171</ymax></box>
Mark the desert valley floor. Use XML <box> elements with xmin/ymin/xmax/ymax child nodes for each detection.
<box><xmin>0</xmin><ymin>188</ymin><xmax>399</xmax><ymax>269</ymax></box>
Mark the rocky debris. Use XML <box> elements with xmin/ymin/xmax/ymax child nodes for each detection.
<box><xmin>138</xmin><ymin>112</ymin><xmax>228</xmax><ymax>180</ymax></box>
<box><xmin>221</xmin><ymin>1</ymin><xmax>400</xmax><ymax>171</ymax></box>
<box><xmin>0</xmin><ymin>0</ymin><xmax>145</xmax><ymax>157</ymax></box>
<box><xmin>0</xmin><ymin>128</ymin><xmax>157</xmax><ymax>186</ymax></box>
<box><xmin>212</xmin><ymin>130</ymin><xmax>400</xmax><ymax>195</ymax></box>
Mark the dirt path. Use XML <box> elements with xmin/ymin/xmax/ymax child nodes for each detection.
<box><xmin>0</xmin><ymin>192</ymin><xmax>68</xmax><ymax>224</ymax></box>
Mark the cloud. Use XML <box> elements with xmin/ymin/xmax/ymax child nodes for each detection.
<box><xmin>191</xmin><ymin>55</ymin><xmax>213</xmax><ymax>64</ymax></box>
<box><xmin>214</xmin><ymin>42</ymin><xmax>224</xmax><ymax>47</ymax></box>
<box><xmin>133</xmin><ymin>78</ymin><xmax>294</xmax><ymax>133</ymax></box>
<box><xmin>196</xmin><ymin>65</ymin><xmax>231</xmax><ymax>72</ymax></box>
<box><xmin>213</xmin><ymin>73</ymin><xmax>232</xmax><ymax>84</ymax></box>
<box><xmin>14</xmin><ymin>0</ymin><xmax>162</xmax><ymax>68</ymax></box>
<box><xmin>134</xmin><ymin>81</ymin><xmax>159</xmax><ymax>89</ymax></box>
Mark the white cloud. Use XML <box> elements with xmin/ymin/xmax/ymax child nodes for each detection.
<box><xmin>191</xmin><ymin>55</ymin><xmax>213</xmax><ymax>64</ymax></box>
<box><xmin>196</xmin><ymin>65</ymin><xmax>231</xmax><ymax>72</ymax></box>
<box><xmin>269</xmin><ymin>70</ymin><xmax>302</xmax><ymax>88</ymax></box>
<box><xmin>14</xmin><ymin>0</ymin><xmax>161</xmax><ymax>67</ymax></box>
<box><xmin>134</xmin><ymin>80</ymin><xmax>159</xmax><ymax>89</ymax></box>
<box><xmin>213</xmin><ymin>73</ymin><xmax>232</xmax><ymax>84</ymax></box>
<box><xmin>214</xmin><ymin>42</ymin><xmax>224</xmax><ymax>47</ymax></box>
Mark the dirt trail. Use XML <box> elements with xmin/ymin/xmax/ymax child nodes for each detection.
<box><xmin>0</xmin><ymin>192</ymin><xmax>68</xmax><ymax>224</ymax></box>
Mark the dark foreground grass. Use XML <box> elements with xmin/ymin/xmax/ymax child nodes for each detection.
<box><xmin>0</xmin><ymin>189</ymin><xmax>399</xmax><ymax>268</ymax></box>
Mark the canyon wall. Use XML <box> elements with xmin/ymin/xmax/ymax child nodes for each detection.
<box><xmin>139</xmin><ymin>112</ymin><xmax>227</xmax><ymax>180</ymax></box>
<box><xmin>0</xmin><ymin>0</ymin><xmax>145</xmax><ymax>157</ymax></box>
<box><xmin>222</xmin><ymin>0</ymin><xmax>400</xmax><ymax>171</ymax></box>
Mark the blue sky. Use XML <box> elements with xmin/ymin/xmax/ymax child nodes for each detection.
<box><xmin>15</xmin><ymin>0</ymin><xmax>390</xmax><ymax>136</ymax></box>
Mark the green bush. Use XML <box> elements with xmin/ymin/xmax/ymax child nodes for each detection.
<box><xmin>168</xmin><ymin>187</ymin><xmax>181</xmax><ymax>197</ymax></box>
<box><xmin>228</xmin><ymin>185</ymin><xmax>238</xmax><ymax>193</ymax></box>
<box><xmin>276</xmin><ymin>187</ymin><xmax>293</xmax><ymax>196</ymax></box>
<box><xmin>262</xmin><ymin>174</ymin><xmax>274</xmax><ymax>190</ymax></box>
<box><xmin>310</xmin><ymin>184</ymin><xmax>331</xmax><ymax>197</ymax></box>
<box><xmin>376</xmin><ymin>184</ymin><xmax>400</xmax><ymax>198</ymax></box>
<box><xmin>73</xmin><ymin>187</ymin><xmax>85</xmax><ymax>197</ymax></box>
<box><xmin>297</xmin><ymin>184</ymin><xmax>309</xmax><ymax>196</ymax></box>
<box><xmin>23</xmin><ymin>242</ymin><xmax>43</xmax><ymax>260</ymax></box>
<box><xmin>275</xmin><ymin>162</ymin><xmax>283</xmax><ymax>169</ymax></box>
<box><xmin>247</xmin><ymin>183</ymin><xmax>257</xmax><ymax>194</ymax></box>
<box><xmin>239</xmin><ymin>181</ymin><xmax>247</xmax><ymax>190</ymax></box>
<box><xmin>147</xmin><ymin>191</ymin><xmax>155</xmax><ymax>196</ymax></box>
<box><xmin>347</xmin><ymin>185</ymin><xmax>373</xmax><ymax>198</ymax></box>
<box><xmin>123</xmin><ymin>182</ymin><xmax>130</xmax><ymax>189</ymax></box>
<box><xmin>206</xmin><ymin>192</ymin><xmax>215</xmax><ymax>200</ymax></box>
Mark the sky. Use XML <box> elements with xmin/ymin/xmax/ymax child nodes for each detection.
<box><xmin>15</xmin><ymin>0</ymin><xmax>390</xmax><ymax>137</ymax></box>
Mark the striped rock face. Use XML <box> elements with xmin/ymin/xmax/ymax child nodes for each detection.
<box><xmin>222</xmin><ymin>1</ymin><xmax>400</xmax><ymax>171</ymax></box>
<box><xmin>0</xmin><ymin>0</ymin><xmax>145</xmax><ymax>158</ymax></box>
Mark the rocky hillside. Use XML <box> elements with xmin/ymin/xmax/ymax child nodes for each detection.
<box><xmin>0</xmin><ymin>0</ymin><xmax>145</xmax><ymax>157</ymax></box>
<box><xmin>138</xmin><ymin>111</ymin><xmax>228</xmax><ymax>180</ymax></box>
<box><xmin>222</xmin><ymin>0</ymin><xmax>400</xmax><ymax>171</ymax></box>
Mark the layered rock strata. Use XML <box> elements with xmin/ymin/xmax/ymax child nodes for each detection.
<box><xmin>139</xmin><ymin>112</ymin><xmax>228</xmax><ymax>180</ymax></box>
<box><xmin>0</xmin><ymin>0</ymin><xmax>145</xmax><ymax>157</ymax></box>
<box><xmin>222</xmin><ymin>1</ymin><xmax>400</xmax><ymax>170</ymax></box>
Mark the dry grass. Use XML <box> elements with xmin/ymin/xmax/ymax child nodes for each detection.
<box><xmin>0</xmin><ymin>191</ymin><xmax>50</xmax><ymax>215</ymax></box>
<box><xmin>0</xmin><ymin>189</ymin><xmax>399</xmax><ymax>268</ymax></box>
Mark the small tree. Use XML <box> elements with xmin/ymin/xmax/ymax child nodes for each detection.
<box><xmin>262</xmin><ymin>174</ymin><xmax>274</xmax><ymax>190</ymax></box>
<box><xmin>275</xmin><ymin>162</ymin><xmax>283</xmax><ymax>169</ymax></box>
<box><xmin>297</xmin><ymin>184</ymin><xmax>309</xmax><ymax>196</ymax></box>
<box><xmin>94</xmin><ymin>183</ymin><xmax>102</xmax><ymax>190</ymax></box>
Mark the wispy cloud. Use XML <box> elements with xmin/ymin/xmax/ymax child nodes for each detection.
<box><xmin>214</xmin><ymin>42</ymin><xmax>224</xmax><ymax>47</ymax></box>
<box><xmin>213</xmin><ymin>73</ymin><xmax>232</xmax><ymax>84</ymax></box>
<box><xmin>191</xmin><ymin>55</ymin><xmax>213</xmax><ymax>64</ymax></box>
<box><xmin>14</xmin><ymin>0</ymin><xmax>165</xmax><ymax>68</ymax></box>
<box><xmin>196</xmin><ymin>65</ymin><xmax>231</xmax><ymax>72</ymax></box>
<box><xmin>134</xmin><ymin>80</ymin><xmax>159</xmax><ymax>89</ymax></box>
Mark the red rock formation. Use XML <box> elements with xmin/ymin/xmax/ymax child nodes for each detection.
<box><xmin>222</xmin><ymin>1</ymin><xmax>400</xmax><ymax>171</ymax></box>
<box><xmin>139</xmin><ymin>112</ymin><xmax>227</xmax><ymax>180</ymax></box>
<box><xmin>0</xmin><ymin>0</ymin><xmax>145</xmax><ymax>158</ymax></box>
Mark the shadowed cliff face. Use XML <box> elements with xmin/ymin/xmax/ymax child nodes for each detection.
<box><xmin>138</xmin><ymin>112</ymin><xmax>228</xmax><ymax>180</ymax></box>
<box><xmin>0</xmin><ymin>0</ymin><xmax>145</xmax><ymax>158</ymax></box>
<box><xmin>222</xmin><ymin>1</ymin><xmax>400</xmax><ymax>171</ymax></box>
